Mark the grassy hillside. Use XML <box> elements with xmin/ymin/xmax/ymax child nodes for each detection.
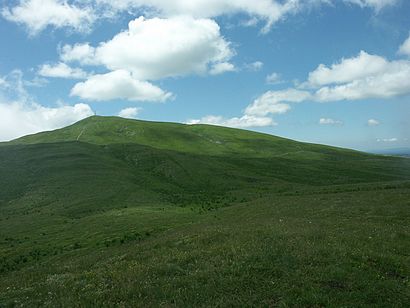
<box><xmin>10</xmin><ymin>116</ymin><xmax>363</xmax><ymax>158</ymax></box>
<box><xmin>1</xmin><ymin>116</ymin><xmax>409</xmax><ymax>306</ymax></box>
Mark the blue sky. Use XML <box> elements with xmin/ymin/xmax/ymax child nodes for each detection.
<box><xmin>0</xmin><ymin>0</ymin><xmax>409</xmax><ymax>151</ymax></box>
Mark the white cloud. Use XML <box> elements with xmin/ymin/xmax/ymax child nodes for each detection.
<box><xmin>186</xmin><ymin>114</ymin><xmax>275</xmax><ymax>128</ymax></box>
<box><xmin>187</xmin><ymin>89</ymin><xmax>310</xmax><ymax>129</ymax></box>
<box><xmin>344</xmin><ymin>0</ymin><xmax>398</xmax><ymax>11</ymax></box>
<box><xmin>2</xmin><ymin>0</ymin><xmax>95</xmax><ymax>35</ymax></box>
<box><xmin>59</xmin><ymin>43</ymin><xmax>97</xmax><ymax>65</ymax></box>
<box><xmin>308</xmin><ymin>51</ymin><xmax>410</xmax><ymax>102</ymax></box>
<box><xmin>245</xmin><ymin>49</ymin><xmax>410</xmax><ymax>120</ymax></box>
<box><xmin>95</xmin><ymin>0</ymin><xmax>398</xmax><ymax>21</ymax></box>
<box><xmin>368</xmin><ymin>119</ymin><xmax>380</xmax><ymax>126</ymax></box>
<box><xmin>24</xmin><ymin>76</ymin><xmax>49</xmax><ymax>88</ymax></box>
<box><xmin>71</xmin><ymin>70</ymin><xmax>172</xmax><ymax>102</ymax></box>
<box><xmin>245</xmin><ymin>52</ymin><xmax>410</xmax><ymax>121</ymax></box>
<box><xmin>266</xmin><ymin>72</ymin><xmax>281</xmax><ymax>84</ymax></box>
<box><xmin>307</xmin><ymin>51</ymin><xmax>389</xmax><ymax>87</ymax></box>
<box><xmin>0</xmin><ymin>70</ymin><xmax>30</xmax><ymax>102</ymax></box>
<box><xmin>241</xmin><ymin>17</ymin><xmax>260</xmax><ymax>27</ymax></box>
<box><xmin>319</xmin><ymin>118</ymin><xmax>343</xmax><ymax>125</ymax></box>
<box><xmin>95</xmin><ymin>0</ymin><xmax>301</xmax><ymax>32</ymax></box>
<box><xmin>94</xmin><ymin>1</ymin><xmax>396</xmax><ymax>33</ymax></box>
<box><xmin>398</xmin><ymin>34</ymin><xmax>410</xmax><ymax>57</ymax></box>
<box><xmin>59</xmin><ymin>16</ymin><xmax>235</xmax><ymax>102</ymax></box>
<box><xmin>245</xmin><ymin>61</ymin><xmax>264</xmax><ymax>71</ymax></box>
<box><xmin>245</xmin><ymin>89</ymin><xmax>311</xmax><ymax>117</ymax></box>
<box><xmin>38</xmin><ymin>62</ymin><xmax>88</xmax><ymax>79</ymax></box>
<box><xmin>209</xmin><ymin>62</ymin><xmax>236</xmax><ymax>75</ymax></box>
<box><xmin>377</xmin><ymin>137</ymin><xmax>398</xmax><ymax>142</ymax></box>
<box><xmin>0</xmin><ymin>102</ymin><xmax>94</xmax><ymax>141</ymax></box>
<box><xmin>118</xmin><ymin>107</ymin><xmax>142</xmax><ymax>119</ymax></box>
<box><xmin>3</xmin><ymin>0</ymin><xmax>398</xmax><ymax>35</ymax></box>
<box><xmin>88</xmin><ymin>16</ymin><xmax>235</xmax><ymax>80</ymax></box>
<box><xmin>314</xmin><ymin>62</ymin><xmax>410</xmax><ymax>102</ymax></box>
<box><xmin>0</xmin><ymin>70</ymin><xmax>94</xmax><ymax>141</ymax></box>
<box><xmin>190</xmin><ymin>47</ymin><xmax>410</xmax><ymax>129</ymax></box>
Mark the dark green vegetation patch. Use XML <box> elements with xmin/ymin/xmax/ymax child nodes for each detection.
<box><xmin>1</xmin><ymin>116</ymin><xmax>409</xmax><ymax>306</ymax></box>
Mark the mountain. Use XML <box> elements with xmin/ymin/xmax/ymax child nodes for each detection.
<box><xmin>10</xmin><ymin>115</ymin><xmax>358</xmax><ymax>157</ymax></box>
<box><xmin>371</xmin><ymin>147</ymin><xmax>410</xmax><ymax>157</ymax></box>
<box><xmin>2</xmin><ymin>116</ymin><xmax>408</xmax><ymax>214</ymax></box>
<box><xmin>1</xmin><ymin>116</ymin><xmax>409</xmax><ymax>307</ymax></box>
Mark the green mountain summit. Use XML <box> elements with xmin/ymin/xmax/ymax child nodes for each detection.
<box><xmin>11</xmin><ymin>115</ymin><xmax>353</xmax><ymax>158</ymax></box>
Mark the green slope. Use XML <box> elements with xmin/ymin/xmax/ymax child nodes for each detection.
<box><xmin>2</xmin><ymin>127</ymin><xmax>409</xmax><ymax>217</ymax></box>
<box><xmin>9</xmin><ymin>115</ymin><xmax>363</xmax><ymax>158</ymax></box>
<box><xmin>1</xmin><ymin>116</ymin><xmax>410</xmax><ymax>306</ymax></box>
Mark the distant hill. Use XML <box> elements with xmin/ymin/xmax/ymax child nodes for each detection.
<box><xmin>371</xmin><ymin>147</ymin><xmax>410</xmax><ymax>157</ymax></box>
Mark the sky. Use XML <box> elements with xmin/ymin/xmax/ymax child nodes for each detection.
<box><xmin>0</xmin><ymin>0</ymin><xmax>409</xmax><ymax>151</ymax></box>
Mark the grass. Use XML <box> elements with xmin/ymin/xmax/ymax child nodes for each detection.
<box><xmin>0</xmin><ymin>116</ymin><xmax>409</xmax><ymax>306</ymax></box>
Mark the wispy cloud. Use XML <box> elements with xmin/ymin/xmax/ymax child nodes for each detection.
<box><xmin>266</xmin><ymin>72</ymin><xmax>282</xmax><ymax>84</ymax></box>
<box><xmin>368</xmin><ymin>119</ymin><xmax>380</xmax><ymax>126</ymax></box>
<box><xmin>377</xmin><ymin>137</ymin><xmax>398</xmax><ymax>142</ymax></box>
<box><xmin>2</xmin><ymin>0</ymin><xmax>95</xmax><ymax>35</ymax></box>
<box><xmin>38</xmin><ymin>62</ymin><xmax>89</xmax><ymax>79</ymax></box>
<box><xmin>319</xmin><ymin>118</ymin><xmax>343</xmax><ymax>126</ymax></box>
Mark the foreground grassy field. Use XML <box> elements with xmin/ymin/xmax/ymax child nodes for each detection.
<box><xmin>1</xmin><ymin>116</ymin><xmax>409</xmax><ymax>306</ymax></box>
<box><xmin>1</xmin><ymin>186</ymin><xmax>409</xmax><ymax>306</ymax></box>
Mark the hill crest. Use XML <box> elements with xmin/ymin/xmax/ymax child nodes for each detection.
<box><xmin>7</xmin><ymin>116</ymin><xmax>361</xmax><ymax>158</ymax></box>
